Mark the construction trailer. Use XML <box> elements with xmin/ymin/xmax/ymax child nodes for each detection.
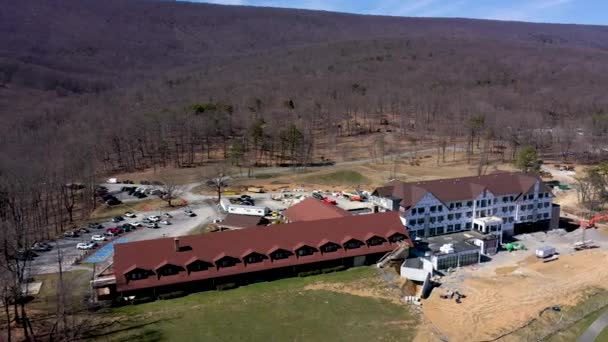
<box><xmin>227</xmin><ymin>204</ymin><xmax>270</xmax><ymax>217</ymax></box>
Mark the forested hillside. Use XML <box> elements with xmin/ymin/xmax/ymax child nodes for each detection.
<box><xmin>2</xmin><ymin>0</ymin><xmax>608</xmax><ymax>241</ymax></box>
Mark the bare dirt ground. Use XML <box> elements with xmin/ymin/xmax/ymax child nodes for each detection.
<box><xmin>420</xmin><ymin>229</ymin><xmax>608</xmax><ymax>342</ymax></box>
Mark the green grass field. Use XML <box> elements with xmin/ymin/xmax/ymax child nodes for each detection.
<box><xmin>85</xmin><ymin>267</ymin><xmax>416</xmax><ymax>342</ymax></box>
<box><xmin>301</xmin><ymin>170</ymin><xmax>371</xmax><ymax>186</ymax></box>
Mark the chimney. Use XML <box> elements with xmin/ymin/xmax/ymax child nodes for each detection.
<box><xmin>174</xmin><ymin>237</ymin><xmax>180</xmax><ymax>252</ymax></box>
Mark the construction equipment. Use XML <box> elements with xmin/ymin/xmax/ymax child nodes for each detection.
<box><xmin>440</xmin><ymin>290</ymin><xmax>466</xmax><ymax>303</ymax></box>
<box><xmin>504</xmin><ymin>242</ymin><xmax>526</xmax><ymax>252</ymax></box>
<box><xmin>579</xmin><ymin>213</ymin><xmax>608</xmax><ymax>229</ymax></box>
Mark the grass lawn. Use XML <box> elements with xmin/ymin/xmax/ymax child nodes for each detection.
<box><xmin>301</xmin><ymin>170</ymin><xmax>371</xmax><ymax>186</ymax></box>
<box><xmin>85</xmin><ymin>267</ymin><xmax>416</xmax><ymax>342</ymax></box>
<box><xmin>90</xmin><ymin>198</ymin><xmax>185</xmax><ymax>221</ymax></box>
<box><xmin>29</xmin><ymin>270</ymin><xmax>91</xmax><ymax>312</ymax></box>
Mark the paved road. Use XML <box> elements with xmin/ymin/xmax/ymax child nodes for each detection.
<box><xmin>578</xmin><ymin>310</ymin><xmax>608</xmax><ymax>342</ymax></box>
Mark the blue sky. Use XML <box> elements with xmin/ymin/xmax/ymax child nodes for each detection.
<box><xmin>188</xmin><ymin>0</ymin><xmax>607</xmax><ymax>25</ymax></box>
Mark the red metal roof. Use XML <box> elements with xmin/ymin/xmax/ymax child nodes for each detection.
<box><xmin>282</xmin><ymin>198</ymin><xmax>351</xmax><ymax>222</ymax></box>
<box><xmin>113</xmin><ymin>211</ymin><xmax>410</xmax><ymax>292</ymax></box>
<box><xmin>374</xmin><ymin>172</ymin><xmax>549</xmax><ymax>209</ymax></box>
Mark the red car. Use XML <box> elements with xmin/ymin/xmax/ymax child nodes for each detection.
<box><xmin>105</xmin><ymin>227</ymin><xmax>123</xmax><ymax>236</ymax></box>
<box><xmin>322</xmin><ymin>197</ymin><xmax>337</xmax><ymax>205</ymax></box>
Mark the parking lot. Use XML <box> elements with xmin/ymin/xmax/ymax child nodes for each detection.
<box><xmin>29</xmin><ymin>195</ymin><xmax>218</xmax><ymax>275</ymax></box>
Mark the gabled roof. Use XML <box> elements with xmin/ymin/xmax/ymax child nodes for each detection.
<box><xmin>282</xmin><ymin>198</ymin><xmax>351</xmax><ymax>222</ymax></box>
<box><xmin>114</xmin><ymin>211</ymin><xmax>411</xmax><ymax>292</ymax></box>
<box><xmin>374</xmin><ymin>172</ymin><xmax>548</xmax><ymax>209</ymax></box>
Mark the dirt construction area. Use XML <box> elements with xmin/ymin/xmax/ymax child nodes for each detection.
<box><xmin>420</xmin><ymin>228</ymin><xmax>608</xmax><ymax>341</ymax></box>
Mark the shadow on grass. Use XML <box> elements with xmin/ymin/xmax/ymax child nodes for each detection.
<box><xmin>82</xmin><ymin>318</ymin><xmax>172</xmax><ymax>341</ymax></box>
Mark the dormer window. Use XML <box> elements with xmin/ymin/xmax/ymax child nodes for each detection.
<box><xmin>215</xmin><ymin>255</ymin><xmax>240</xmax><ymax>268</ymax></box>
<box><xmin>388</xmin><ymin>233</ymin><xmax>407</xmax><ymax>243</ymax></box>
<box><xmin>320</xmin><ymin>242</ymin><xmax>341</xmax><ymax>253</ymax></box>
<box><xmin>295</xmin><ymin>245</ymin><xmax>317</xmax><ymax>257</ymax></box>
<box><xmin>157</xmin><ymin>264</ymin><xmax>182</xmax><ymax>277</ymax></box>
<box><xmin>366</xmin><ymin>236</ymin><xmax>386</xmax><ymax>247</ymax></box>
<box><xmin>269</xmin><ymin>248</ymin><xmax>292</xmax><ymax>261</ymax></box>
<box><xmin>343</xmin><ymin>239</ymin><xmax>364</xmax><ymax>250</ymax></box>
<box><xmin>243</xmin><ymin>252</ymin><xmax>267</xmax><ymax>265</ymax></box>
<box><xmin>186</xmin><ymin>259</ymin><xmax>213</xmax><ymax>273</ymax></box>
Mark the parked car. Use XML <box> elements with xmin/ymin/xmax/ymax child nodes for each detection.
<box><xmin>148</xmin><ymin>216</ymin><xmax>160</xmax><ymax>222</ymax></box>
<box><xmin>105</xmin><ymin>227</ymin><xmax>123</xmax><ymax>236</ymax></box>
<box><xmin>160</xmin><ymin>220</ymin><xmax>171</xmax><ymax>225</ymax></box>
<box><xmin>31</xmin><ymin>242</ymin><xmax>52</xmax><ymax>252</ymax></box>
<box><xmin>184</xmin><ymin>209</ymin><xmax>196</xmax><ymax>217</ymax></box>
<box><xmin>124</xmin><ymin>212</ymin><xmax>136</xmax><ymax>218</ymax></box>
<box><xmin>162</xmin><ymin>213</ymin><xmax>173</xmax><ymax>218</ymax></box>
<box><xmin>131</xmin><ymin>221</ymin><xmax>142</xmax><ymax>227</ymax></box>
<box><xmin>91</xmin><ymin>234</ymin><xmax>106</xmax><ymax>242</ymax></box>
<box><xmin>64</xmin><ymin>231</ymin><xmax>80</xmax><ymax>238</ymax></box>
<box><xmin>111</xmin><ymin>216</ymin><xmax>124</xmax><ymax>223</ymax></box>
<box><xmin>88</xmin><ymin>222</ymin><xmax>104</xmax><ymax>229</ymax></box>
<box><xmin>78</xmin><ymin>227</ymin><xmax>90</xmax><ymax>233</ymax></box>
<box><xmin>322</xmin><ymin>197</ymin><xmax>337</xmax><ymax>205</ymax></box>
<box><xmin>146</xmin><ymin>223</ymin><xmax>160</xmax><ymax>229</ymax></box>
<box><xmin>312</xmin><ymin>192</ymin><xmax>324</xmax><ymax>200</ymax></box>
<box><xmin>76</xmin><ymin>242</ymin><xmax>97</xmax><ymax>250</ymax></box>
<box><xmin>106</xmin><ymin>198</ymin><xmax>122</xmax><ymax>205</ymax></box>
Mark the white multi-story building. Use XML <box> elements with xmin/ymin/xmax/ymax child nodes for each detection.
<box><xmin>371</xmin><ymin>172</ymin><xmax>560</xmax><ymax>240</ymax></box>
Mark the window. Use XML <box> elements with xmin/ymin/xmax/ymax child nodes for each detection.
<box><xmin>481</xmin><ymin>200</ymin><xmax>487</xmax><ymax>207</ymax></box>
<box><xmin>502</xmin><ymin>207</ymin><xmax>508</xmax><ymax>213</ymax></box>
<box><xmin>296</xmin><ymin>246</ymin><xmax>316</xmax><ymax>257</ymax></box>
<box><xmin>465</xmin><ymin>222</ymin><xmax>472</xmax><ymax>229</ymax></box>
<box><xmin>508</xmin><ymin>217</ymin><xmax>514</xmax><ymax>223</ymax></box>
<box><xmin>543</xmin><ymin>213</ymin><xmax>549</xmax><ymax>219</ymax></box>
<box><xmin>321</xmin><ymin>242</ymin><xmax>341</xmax><ymax>253</ymax></box>
<box><xmin>455</xmin><ymin>202</ymin><xmax>462</xmax><ymax>208</ymax></box>
<box><xmin>537</xmin><ymin>203</ymin><xmax>543</xmax><ymax>209</ymax></box>
<box><xmin>430</xmin><ymin>217</ymin><xmax>436</xmax><ymax>223</ymax></box>
<box><xmin>430</xmin><ymin>205</ymin><xmax>436</xmax><ymax>212</ymax></box>
<box><xmin>366</xmin><ymin>237</ymin><xmax>386</xmax><ymax>247</ymax></box>
<box><xmin>493</xmin><ymin>198</ymin><xmax>498</xmax><ymax>205</ymax></box>
<box><xmin>455</xmin><ymin>223</ymin><xmax>462</xmax><ymax>230</ymax></box>
<box><xmin>271</xmin><ymin>249</ymin><xmax>292</xmax><ymax>260</ymax></box>
<box><xmin>389</xmin><ymin>233</ymin><xmax>407</xmax><ymax>243</ymax></box>
<box><xmin>544</xmin><ymin>202</ymin><xmax>550</xmax><ymax>208</ymax></box>
<box><xmin>447</xmin><ymin>214</ymin><xmax>454</xmax><ymax>220</ymax></box>
<box><xmin>466</xmin><ymin>211</ymin><xmax>473</xmax><ymax>218</ymax></box>
<box><xmin>480</xmin><ymin>210</ymin><xmax>486</xmax><ymax>217</ymax></box>
<box><xmin>449</xmin><ymin>203</ymin><xmax>455</xmax><ymax>209</ymax></box>
<box><xmin>344</xmin><ymin>239</ymin><xmax>364</xmax><ymax>249</ymax></box>
<box><xmin>418</xmin><ymin>207</ymin><xmax>425</xmax><ymax>214</ymax></box>
<box><xmin>438</xmin><ymin>205</ymin><xmax>443</xmax><ymax>211</ymax></box>
<box><xmin>527</xmin><ymin>215</ymin><xmax>533</xmax><ymax>220</ymax></box>
<box><xmin>476</xmin><ymin>200</ymin><xmax>480</xmax><ymax>206</ymax></box>
<box><xmin>455</xmin><ymin>213</ymin><xmax>462</xmax><ymax>219</ymax></box>
<box><xmin>429</xmin><ymin>228</ymin><xmax>436</xmax><ymax>236</ymax></box>
<box><xmin>217</xmin><ymin>256</ymin><xmax>238</xmax><ymax>268</ymax></box>
<box><xmin>188</xmin><ymin>260</ymin><xmax>212</xmax><ymax>273</ymax></box>
<box><xmin>244</xmin><ymin>253</ymin><xmax>266</xmax><ymax>264</ymax></box>
<box><xmin>492</xmin><ymin>208</ymin><xmax>498</xmax><ymax>215</ymax></box>
<box><xmin>502</xmin><ymin>196</ymin><xmax>509</xmax><ymax>202</ymax></box>
<box><xmin>538</xmin><ymin>193</ymin><xmax>544</xmax><ymax>198</ymax></box>
<box><xmin>447</xmin><ymin>225</ymin><xmax>454</xmax><ymax>232</ymax></box>
<box><xmin>417</xmin><ymin>218</ymin><xmax>424</xmax><ymax>225</ymax></box>
<box><xmin>467</xmin><ymin>201</ymin><xmax>473</xmax><ymax>207</ymax></box>
<box><xmin>127</xmin><ymin>270</ymin><xmax>149</xmax><ymax>281</ymax></box>
<box><xmin>436</xmin><ymin>226</ymin><xmax>444</xmax><ymax>234</ymax></box>
<box><xmin>510</xmin><ymin>206</ymin><xmax>515</xmax><ymax>211</ymax></box>
<box><xmin>437</xmin><ymin>215</ymin><xmax>444</xmax><ymax>222</ymax></box>
<box><xmin>157</xmin><ymin>264</ymin><xmax>182</xmax><ymax>277</ymax></box>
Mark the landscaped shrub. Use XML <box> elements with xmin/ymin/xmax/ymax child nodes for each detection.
<box><xmin>216</xmin><ymin>283</ymin><xmax>237</xmax><ymax>291</ymax></box>
<box><xmin>322</xmin><ymin>265</ymin><xmax>347</xmax><ymax>274</ymax></box>
<box><xmin>158</xmin><ymin>291</ymin><xmax>187</xmax><ymax>300</ymax></box>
